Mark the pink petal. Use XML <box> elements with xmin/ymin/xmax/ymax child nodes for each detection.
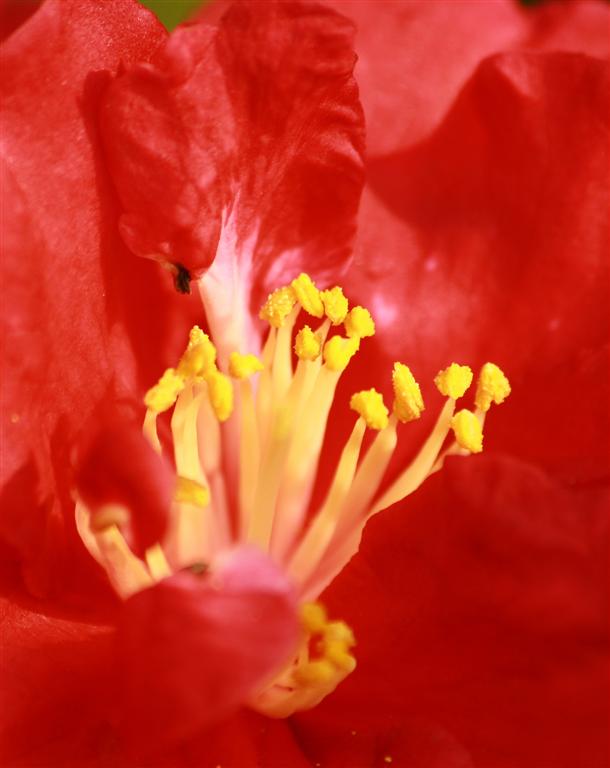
<box><xmin>118</xmin><ymin>546</ymin><xmax>299</xmax><ymax>753</ymax></box>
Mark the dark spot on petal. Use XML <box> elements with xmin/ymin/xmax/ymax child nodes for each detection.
<box><xmin>173</xmin><ymin>263</ymin><xmax>191</xmax><ymax>294</ymax></box>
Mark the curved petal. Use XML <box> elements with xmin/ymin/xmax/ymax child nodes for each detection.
<box><xmin>0</xmin><ymin>0</ymin><xmax>198</xmax><ymax>597</ymax></box>
<box><xmin>300</xmin><ymin>454</ymin><xmax>609</xmax><ymax>768</ymax></box>
<box><xmin>75</xmin><ymin>413</ymin><xmax>173</xmax><ymax>557</ymax></box>
<box><xmin>343</xmin><ymin>51</ymin><xmax>609</xmax><ymax>482</ymax></box>
<box><xmin>321</xmin><ymin>0</ymin><xmax>609</xmax><ymax>157</ymax></box>
<box><xmin>118</xmin><ymin>547</ymin><xmax>299</xmax><ymax>753</ymax></box>
<box><xmin>101</xmin><ymin>0</ymin><xmax>365</xmax><ymax>310</ymax></box>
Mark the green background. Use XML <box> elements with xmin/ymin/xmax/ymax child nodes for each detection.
<box><xmin>141</xmin><ymin>0</ymin><xmax>546</xmax><ymax>31</ymax></box>
<box><xmin>141</xmin><ymin>0</ymin><xmax>207</xmax><ymax>30</ymax></box>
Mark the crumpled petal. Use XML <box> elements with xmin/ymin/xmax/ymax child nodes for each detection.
<box><xmin>101</xmin><ymin>0</ymin><xmax>365</xmax><ymax>310</ymax></box>
<box><xmin>118</xmin><ymin>546</ymin><xmax>299</xmax><ymax>753</ymax></box>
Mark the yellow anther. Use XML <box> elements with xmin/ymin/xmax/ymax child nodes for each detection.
<box><xmin>205</xmin><ymin>369</ymin><xmax>234</xmax><ymax>422</ymax></box>
<box><xmin>451</xmin><ymin>409</ymin><xmax>483</xmax><ymax>453</ymax></box>
<box><xmin>349</xmin><ymin>389</ymin><xmax>389</xmax><ymax>431</ymax></box>
<box><xmin>291</xmin><ymin>273</ymin><xmax>324</xmax><ymax>318</ymax></box>
<box><xmin>294</xmin><ymin>325</ymin><xmax>322</xmax><ymax>361</ymax></box>
<box><xmin>475</xmin><ymin>363</ymin><xmax>511</xmax><ymax>412</ymax></box>
<box><xmin>301</xmin><ymin>602</ymin><xmax>328</xmax><ymax>634</ymax></box>
<box><xmin>178</xmin><ymin>327</ymin><xmax>217</xmax><ymax>379</ymax></box>
<box><xmin>259</xmin><ymin>285</ymin><xmax>297</xmax><ymax>328</ymax></box>
<box><xmin>293</xmin><ymin>659</ymin><xmax>336</xmax><ymax>686</ymax></box>
<box><xmin>187</xmin><ymin>325</ymin><xmax>206</xmax><ymax>351</ymax></box>
<box><xmin>434</xmin><ymin>363</ymin><xmax>473</xmax><ymax>400</ymax></box>
<box><xmin>392</xmin><ymin>363</ymin><xmax>424</xmax><ymax>422</ymax></box>
<box><xmin>228</xmin><ymin>352</ymin><xmax>264</xmax><ymax>380</ymax></box>
<box><xmin>144</xmin><ymin>368</ymin><xmax>185</xmax><ymax>413</ymax></box>
<box><xmin>323</xmin><ymin>621</ymin><xmax>356</xmax><ymax>647</ymax></box>
<box><xmin>323</xmin><ymin>335</ymin><xmax>360</xmax><ymax>372</ymax></box>
<box><xmin>323</xmin><ymin>640</ymin><xmax>357</xmax><ymax>672</ymax></box>
<box><xmin>174</xmin><ymin>476</ymin><xmax>210</xmax><ymax>507</ymax></box>
<box><xmin>344</xmin><ymin>306</ymin><xmax>375</xmax><ymax>339</ymax></box>
<box><xmin>320</xmin><ymin>286</ymin><xmax>349</xmax><ymax>325</ymax></box>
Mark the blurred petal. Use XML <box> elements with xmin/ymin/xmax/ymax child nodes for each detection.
<box><xmin>323</xmin><ymin>0</ymin><xmax>609</xmax><ymax>156</ymax></box>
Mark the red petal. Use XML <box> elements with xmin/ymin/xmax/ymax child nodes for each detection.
<box><xmin>118</xmin><ymin>547</ymin><xmax>299</xmax><ymax>753</ymax></box>
<box><xmin>300</xmin><ymin>455</ymin><xmax>609</xmax><ymax>768</ymax></box>
<box><xmin>0</xmin><ymin>595</ymin><xmax>115</xmax><ymax>767</ymax></box>
<box><xmin>0</xmin><ymin>0</ymin><xmax>198</xmax><ymax>597</ymax></box>
<box><xmin>75</xmin><ymin>413</ymin><xmax>173</xmax><ymax>556</ymax></box>
<box><xmin>343</xmin><ymin>52</ymin><xmax>609</xmax><ymax>482</ymax></box>
<box><xmin>318</xmin><ymin>0</ymin><xmax>609</xmax><ymax>156</ymax></box>
<box><xmin>101</xmin><ymin>1</ymin><xmax>365</xmax><ymax>305</ymax></box>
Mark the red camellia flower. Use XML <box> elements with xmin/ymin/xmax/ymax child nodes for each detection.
<box><xmin>1</xmin><ymin>1</ymin><xmax>608</xmax><ymax>767</ymax></box>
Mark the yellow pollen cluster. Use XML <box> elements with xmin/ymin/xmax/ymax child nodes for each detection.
<box><xmin>229</xmin><ymin>352</ymin><xmax>264</xmax><ymax>380</ymax></box>
<box><xmin>475</xmin><ymin>363</ymin><xmax>511</xmax><ymax>412</ymax></box>
<box><xmin>144</xmin><ymin>328</ymin><xmax>234</xmax><ymax>421</ymax></box>
<box><xmin>451</xmin><ymin>409</ymin><xmax>483</xmax><ymax>453</ymax></box>
<box><xmin>320</xmin><ymin>286</ymin><xmax>349</xmax><ymax>325</ymax></box>
<box><xmin>144</xmin><ymin>368</ymin><xmax>184</xmax><ymax>413</ymax></box>
<box><xmin>392</xmin><ymin>363</ymin><xmax>424</xmax><ymax>422</ymax></box>
<box><xmin>350</xmin><ymin>389</ymin><xmax>389</xmax><ymax>430</ymax></box>
<box><xmin>323</xmin><ymin>335</ymin><xmax>360</xmax><ymax>372</ymax></box>
<box><xmin>206</xmin><ymin>369</ymin><xmax>233</xmax><ymax>422</ymax></box>
<box><xmin>174</xmin><ymin>476</ymin><xmax>210</xmax><ymax>507</ymax></box>
<box><xmin>291</xmin><ymin>273</ymin><xmax>324</xmax><ymax>318</ymax></box>
<box><xmin>344</xmin><ymin>306</ymin><xmax>375</xmax><ymax>339</ymax></box>
<box><xmin>434</xmin><ymin>363</ymin><xmax>473</xmax><ymax>400</ymax></box>
<box><xmin>294</xmin><ymin>603</ymin><xmax>356</xmax><ymax>686</ymax></box>
<box><xmin>294</xmin><ymin>325</ymin><xmax>322</xmax><ymax>361</ymax></box>
<box><xmin>259</xmin><ymin>285</ymin><xmax>297</xmax><ymax>328</ymax></box>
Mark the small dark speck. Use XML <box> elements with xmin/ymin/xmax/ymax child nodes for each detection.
<box><xmin>174</xmin><ymin>263</ymin><xmax>192</xmax><ymax>294</ymax></box>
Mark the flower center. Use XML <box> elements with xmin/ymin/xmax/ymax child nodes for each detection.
<box><xmin>76</xmin><ymin>273</ymin><xmax>510</xmax><ymax>717</ymax></box>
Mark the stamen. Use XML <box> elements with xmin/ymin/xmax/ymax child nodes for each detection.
<box><xmin>320</xmin><ymin>286</ymin><xmax>349</xmax><ymax>325</ymax></box>
<box><xmin>344</xmin><ymin>305</ymin><xmax>375</xmax><ymax>339</ymax></box>
<box><xmin>294</xmin><ymin>325</ymin><xmax>322</xmax><ymax>361</ymax></box>
<box><xmin>323</xmin><ymin>335</ymin><xmax>359</xmax><ymax>372</ymax></box>
<box><xmin>259</xmin><ymin>285</ymin><xmax>297</xmax><ymax>328</ymax></box>
<box><xmin>392</xmin><ymin>363</ymin><xmax>424</xmax><ymax>422</ymax></box>
<box><xmin>434</xmin><ymin>363</ymin><xmax>473</xmax><ymax>399</ymax></box>
<box><xmin>451</xmin><ymin>409</ymin><xmax>483</xmax><ymax>453</ymax></box>
<box><xmin>228</xmin><ymin>352</ymin><xmax>264</xmax><ymax>379</ymax></box>
<box><xmin>144</xmin><ymin>368</ymin><xmax>184</xmax><ymax>414</ymax></box>
<box><xmin>206</xmin><ymin>369</ymin><xmax>234</xmax><ymax>422</ymax></box>
<box><xmin>475</xmin><ymin>363</ymin><xmax>511</xmax><ymax>412</ymax></box>
<box><xmin>349</xmin><ymin>389</ymin><xmax>389</xmax><ymax>430</ymax></box>
<box><xmin>291</xmin><ymin>273</ymin><xmax>324</xmax><ymax>318</ymax></box>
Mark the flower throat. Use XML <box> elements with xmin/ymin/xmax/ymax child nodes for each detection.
<box><xmin>77</xmin><ymin>272</ymin><xmax>510</xmax><ymax>717</ymax></box>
